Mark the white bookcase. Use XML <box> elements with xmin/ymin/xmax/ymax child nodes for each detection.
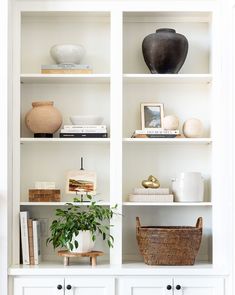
<box><xmin>8</xmin><ymin>0</ymin><xmax>233</xmax><ymax>294</ymax></box>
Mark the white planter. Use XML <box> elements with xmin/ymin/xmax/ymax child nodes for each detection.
<box><xmin>69</xmin><ymin>230</ymin><xmax>95</xmax><ymax>253</ymax></box>
<box><xmin>171</xmin><ymin>172</ymin><xmax>204</xmax><ymax>202</ymax></box>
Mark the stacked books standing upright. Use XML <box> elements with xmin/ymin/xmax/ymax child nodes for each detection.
<box><xmin>20</xmin><ymin>211</ymin><xmax>41</xmax><ymax>265</ymax></box>
<box><xmin>41</xmin><ymin>64</ymin><xmax>93</xmax><ymax>74</ymax></box>
<box><xmin>60</xmin><ymin>125</ymin><xmax>108</xmax><ymax>138</ymax></box>
<box><xmin>132</xmin><ymin>129</ymin><xmax>180</xmax><ymax>138</ymax></box>
<box><xmin>129</xmin><ymin>187</ymin><xmax>174</xmax><ymax>202</ymax></box>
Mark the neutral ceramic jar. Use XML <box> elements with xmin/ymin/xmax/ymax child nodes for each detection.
<box><xmin>183</xmin><ymin>118</ymin><xmax>204</xmax><ymax>138</ymax></box>
<box><xmin>25</xmin><ymin>101</ymin><xmax>62</xmax><ymax>137</ymax></box>
<box><xmin>50</xmin><ymin>44</ymin><xmax>85</xmax><ymax>64</ymax></box>
<box><xmin>163</xmin><ymin>115</ymin><xmax>179</xmax><ymax>130</ymax></box>
<box><xmin>171</xmin><ymin>172</ymin><xmax>204</xmax><ymax>202</ymax></box>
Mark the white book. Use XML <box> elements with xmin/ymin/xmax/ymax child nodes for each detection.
<box><xmin>129</xmin><ymin>194</ymin><xmax>174</xmax><ymax>202</ymax></box>
<box><xmin>133</xmin><ymin>188</ymin><xmax>170</xmax><ymax>195</ymax></box>
<box><xmin>33</xmin><ymin>220</ymin><xmax>41</xmax><ymax>265</ymax></box>
<box><xmin>64</xmin><ymin>125</ymin><xmax>106</xmax><ymax>129</ymax></box>
<box><xmin>134</xmin><ymin>129</ymin><xmax>179</xmax><ymax>135</ymax></box>
<box><xmin>41</xmin><ymin>64</ymin><xmax>92</xmax><ymax>70</ymax></box>
<box><xmin>20</xmin><ymin>211</ymin><xmax>30</xmax><ymax>265</ymax></box>
<box><xmin>60</xmin><ymin>128</ymin><xmax>107</xmax><ymax>134</ymax></box>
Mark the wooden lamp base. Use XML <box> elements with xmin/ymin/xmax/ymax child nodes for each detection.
<box><xmin>58</xmin><ymin>250</ymin><xmax>104</xmax><ymax>266</ymax></box>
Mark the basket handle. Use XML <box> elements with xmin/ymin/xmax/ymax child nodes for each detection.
<box><xmin>136</xmin><ymin>217</ymin><xmax>141</xmax><ymax>234</ymax></box>
<box><xmin>196</xmin><ymin>217</ymin><xmax>203</xmax><ymax>229</ymax></box>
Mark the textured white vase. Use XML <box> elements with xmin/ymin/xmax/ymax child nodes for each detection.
<box><xmin>69</xmin><ymin>231</ymin><xmax>95</xmax><ymax>253</ymax></box>
<box><xmin>171</xmin><ymin>172</ymin><xmax>204</xmax><ymax>202</ymax></box>
<box><xmin>50</xmin><ymin>44</ymin><xmax>85</xmax><ymax>64</ymax></box>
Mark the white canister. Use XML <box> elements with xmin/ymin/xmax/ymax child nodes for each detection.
<box><xmin>171</xmin><ymin>172</ymin><xmax>204</xmax><ymax>202</ymax></box>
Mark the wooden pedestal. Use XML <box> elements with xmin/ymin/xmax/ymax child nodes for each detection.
<box><xmin>58</xmin><ymin>250</ymin><xmax>104</xmax><ymax>266</ymax></box>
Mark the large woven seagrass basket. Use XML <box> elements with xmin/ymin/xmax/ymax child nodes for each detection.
<box><xmin>136</xmin><ymin>216</ymin><xmax>203</xmax><ymax>265</ymax></box>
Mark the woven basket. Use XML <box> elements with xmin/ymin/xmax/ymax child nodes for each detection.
<box><xmin>136</xmin><ymin>216</ymin><xmax>203</xmax><ymax>265</ymax></box>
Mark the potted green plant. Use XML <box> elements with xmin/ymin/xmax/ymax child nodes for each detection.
<box><xmin>47</xmin><ymin>195</ymin><xmax>117</xmax><ymax>253</ymax></box>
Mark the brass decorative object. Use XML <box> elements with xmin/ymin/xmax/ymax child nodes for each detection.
<box><xmin>142</xmin><ymin>175</ymin><xmax>160</xmax><ymax>188</ymax></box>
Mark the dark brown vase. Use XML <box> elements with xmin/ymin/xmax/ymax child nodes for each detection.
<box><xmin>142</xmin><ymin>28</ymin><xmax>188</xmax><ymax>74</ymax></box>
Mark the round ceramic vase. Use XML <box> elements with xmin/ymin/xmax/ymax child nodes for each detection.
<box><xmin>142</xmin><ymin>28</ymin><xmax>188</xmax><ymax>74</ymax></box>
<box><xmin>25</xmin><ymin>101</ymin><xmax>62</xmax><ymax>138</ymax></box>
<box><xmin>69</xmin><ymin>231</ymin><xmax>95</xmax><ymax>253</ymax></box>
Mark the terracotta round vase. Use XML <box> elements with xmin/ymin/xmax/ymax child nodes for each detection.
<box><xmin>25</xmin><ymin>101</ymin><xmax>62</xmax><ymax>138</ymax></box>
<box><xmin>142</xmin><ymin>28</ymin><xmax>188</xmax><ymax>74</ymax></box>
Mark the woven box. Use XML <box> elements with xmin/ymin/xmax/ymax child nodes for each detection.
<box><xmin>29</xmin><ymin>189</ymin><xmax>61</xmax><ymax>202</ymax></box>
<box><xmin>136</xmin><ymin>216</ymin><xmax>203</xmax><ymax>265</ymax></box>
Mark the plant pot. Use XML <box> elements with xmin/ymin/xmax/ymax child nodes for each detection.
<box><xmin>142</xmin><ymin>28</ymin><xmax>188</xmax><ymax>74</ymax></box>
<box><xmin>69</xmin><ymin>230</ymin><xmax>95</xmax><ymax>253</ymax></box>
<box><xmin>25</xmin><ymin>101</ymin><xmax>62</xmax><ymax>138</ymax></box>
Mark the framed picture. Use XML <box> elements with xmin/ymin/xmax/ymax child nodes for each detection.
<box><xmin>66</xmin><ymin>170</ymin><xmax>96</xmax><ymax>195</ymax></box>
<box><xmin>141</xmin><ymin>103</ymin><xmax>164</xmax><ymax>129</ymax></box>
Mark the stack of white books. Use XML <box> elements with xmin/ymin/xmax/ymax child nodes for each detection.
<box><xmin>132</xmin><ymin>129</ymin><xmax>180</xmax><ymax>138</ymax></box>
<box><xmin>60</xmin><ymin>125</ymin><xmax>108</xmax><ymax>138</ymax></box>
<box><xmin>128</xmin><ymin>187</ymin><xmax>174</xmax><ymax>202</ymax></box>
<box><xmin>20</xmin><ymin>211</ymin><xmax>41</xmax><ymax>265</ymax></box>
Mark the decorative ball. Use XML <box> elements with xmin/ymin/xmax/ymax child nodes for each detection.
<box><xmin>182</xmin><ymin>118</ymin><xmax>204</xmax><ymax>138</ymax></box>
<box><xmin>163</xmin><ymin>115</ymin><xmax>179</xmax><ymax>130</ymax></box>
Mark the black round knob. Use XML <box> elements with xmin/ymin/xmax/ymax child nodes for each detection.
<box><xmin>66</xmin><ymin>285</ymin><xmax>72</xmax><ymax>290</ymax></box>
<box><xmin>166</xmin><ymin>285</ymin><xmax>172</xmax><ymax>290</ymax></box>
<box><xmin>176</xmin><ymin>285</ymin><xmax>181</xmax><ymax>290</ymax></box>
<box><xmin>57</xmin><ymin>285</ymin><xmax>62</xmax><ymax>290</ymax></box>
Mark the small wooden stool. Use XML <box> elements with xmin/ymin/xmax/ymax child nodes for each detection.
<box><xmin>58</xmin><ymin>250</ymin><xmax>104</xmax><ymax>266</ymax></box>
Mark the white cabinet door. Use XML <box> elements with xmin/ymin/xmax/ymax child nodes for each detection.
<box><xmin>119</xmin><ymin>277</ymin><xmax>173</xmax><ymax>295</ymax></box>
<box><xmin>14</xmin><ymin>277</ymin><xmax>64</xmax><ymax>295</ymax></box>
<box><xmin>65</xmin><ymin>277</ymin><xmax>115</xmax><ymax>295</ymax></box>
<box><xmin>174</xmin><ymin>277</ymin><xmax>224</xmax><ymax>295</ymax></box>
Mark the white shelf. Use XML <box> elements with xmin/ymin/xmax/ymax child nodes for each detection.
<box><xmin>20</xmin><ymin>138</ymin><xmax>110</xmax><ymax>143</ymax></box>
<box><xmin>123</xmin><ymin>202</ymin><xmax>212</xmax><ymax>206</ymax></box>
<box><xmin>9</xmin><ymin>261</ymin><xmax>226</xmax><ymax>277</ymax></box>
<box><xmin>20</xmin><ymin>74</ymin><xmax>110</xmax><ymax>84</ymax></box>
<box><xmin>123</xmin><ymin>74</ymin><xmax>212</xmax><ymax>84</ymax></box>
<box><xmin>123</xmin><ymin>138</ymin><xmax>212</xmax><ymax>144</ymax></box>
<box><xmin>20</xmin><ymin>202</ymin><xmax>110</xmax><ymax>206</ymax></box>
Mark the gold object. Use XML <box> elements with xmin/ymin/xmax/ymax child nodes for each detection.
<box><xmin>142</xmin><ymin>175</ymin><xmax>160</xmax><ymax>188</ymax></box>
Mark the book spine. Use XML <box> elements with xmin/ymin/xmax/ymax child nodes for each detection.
<box><xmin>41</xmin><ymin>69</ymin><xmax>93</xmax><ymax>74</ymax></box>
<box><xmin>28</xmin><ymin>219</ymin><xmax>35</xmax><ymax>265</ymax></box>
<box><xmin>33</xmin><ymin>220</ymin><xmax>41</xmax><ymax>265</ymax></box>
<box><xmin>135</xmin><ymin>129</ymin><xmax>179</xmax><ymax>135</ymax></box>
<box><xmin>20</xmin><ymin>211</ymin><xmax>30</xmax><ymax>265</ymax></box>
<box><xmin>133</xmin><ymin>188</ymin><xmax>170</xmax><ymax>195</ymax></box>
<box><xmin>60</xmin><ymin>133</ymin><xmax>108</xmax><ymax>138</ymax></box>
<box><xmin>128</xmin><ymin>194</ymin><xmax>174</xmax><ymax>202</ymax></box>
<box><xmin>41</xmin><ymin>64</ymin><xmax>91</xmax><ymax>70</ymax></box>
<box><xmin>134</xmin><ymin>134</ymin><xmax>177</xmax><ymax>138</ymax></box>
<box><xmin>60</xmin><ymin>129</ymin><xmax>107</xmax><ymax>133</ymax></box>
<box><xmin>64</xmin><ymin>125</ymin><xmax>106</xmax><ymax>129</ymax></box>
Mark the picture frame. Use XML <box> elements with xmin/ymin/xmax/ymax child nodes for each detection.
<box><xmin>66</xmin><ymin>170</ymin><xmax>96</xmax><ymax>195</ymax></box>
<box><xmin>141</xmin><ymin>103</ymin><xmax>164</xmax><ymax>129</ymax></box>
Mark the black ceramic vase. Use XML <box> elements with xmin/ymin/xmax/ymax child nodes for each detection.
<box><xmin>142</xmin><ymin>28</ymin><xmax>188</xmax><ymax>74</ymax></box>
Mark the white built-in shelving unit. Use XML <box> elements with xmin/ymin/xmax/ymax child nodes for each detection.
<box><xmin>9</xmin><ymin>2</ymin><xmax>232</xmax><ymax>294</ymax></box>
